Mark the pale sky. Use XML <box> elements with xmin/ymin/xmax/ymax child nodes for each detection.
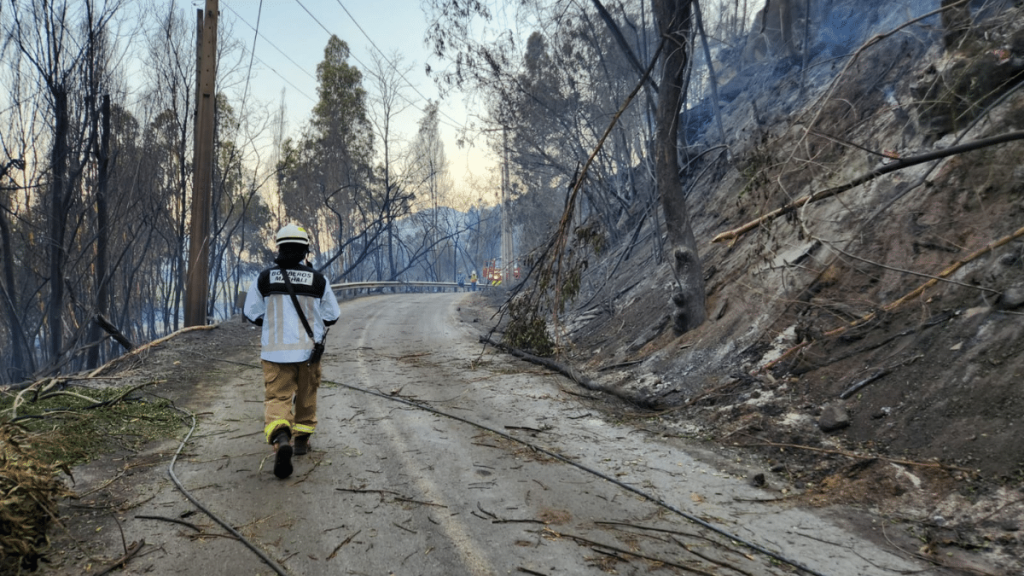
<box><xmin>181</xmin><ymin>0</ymin><xmax>497</xmax><ymax>203</ymax></box>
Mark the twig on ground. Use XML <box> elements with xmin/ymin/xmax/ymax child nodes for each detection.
<box><xmin>92</xmin><ymin>539</ymin><xmax>145</xmax><ymax>576</ymax></box>
<box><xmin>669</xmin><ymin>535</ymin><xmax>756</xmax><ymax>576</ymax></box>
<box><xmin>326</xmin><ymin>530</ymin><xmax>360</xmax><ymax>560</ymax></box>
<box><xmin>737</xmin><ymin>437</ymin><xmax>975</xmax><ymax>473</ymax></box>
<box><xmin>135</xmin><ymin>514</ymin><xmax>200</xmax><ymax>532</ymax></box>
<box><xmin>77</xmin><ymin>470</ymin><xmax>128</xmax><ymax>498</ymax></box>
<box><xmin>553</xmin><ymin>529</ymin><xmax>719</xmax><ymax>576</ymax></box>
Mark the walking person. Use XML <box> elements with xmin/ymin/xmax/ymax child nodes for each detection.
<box><xmin>244</xmin><ymin>224</ymin><xmax>340</xmax><ymax>479</ymax></box>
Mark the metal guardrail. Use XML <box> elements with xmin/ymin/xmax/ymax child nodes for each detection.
<box><xmin>331</xmin><ymin>281</ymin><xmax>493</xmax><ymax>295</ymax></box>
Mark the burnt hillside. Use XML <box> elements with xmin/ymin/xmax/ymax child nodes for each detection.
<box><xmin>555</xmin><ymin>2</ymin><xmax>1024</xmax><ymax>570</ymax></box>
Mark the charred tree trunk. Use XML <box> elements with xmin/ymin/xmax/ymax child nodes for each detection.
<box><xmin>88</xmin><ymin>95</ymin><xmax>112</xmax><ymax>368</ymax></box>
<box><xmin>0</xmin><ymin>161</ymin><xmax>33</xmax><ymax>382</ymax></box>
<box><xmin>653</xmin><ymin>0</ymin><xmax>706</xmax><ymax>334</ymax></box>
<box><xmin>48</xmin><ymin>88</ymin><xmax>70</xmax><ymax>361</ymax></box>
<box><xmin>941</xmin><ymin>0</ymin><xmax>972</xmax><ymax>50</ymax></box>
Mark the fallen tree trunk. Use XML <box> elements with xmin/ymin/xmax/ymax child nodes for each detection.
<box><xmin>94</xmin><ymin>314</ymin><xmax>135</xmax><ymax>351</ymax></box>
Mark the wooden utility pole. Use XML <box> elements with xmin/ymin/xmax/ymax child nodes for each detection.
<box><xmin>501</xmin><ymin>126</ymin><xmax>513</xmax><ymax>284</ymax></box>
<box><xmin>185</xmin><ymin>0</ymin><xmax>217</xmax><ymax>326</ymax></box>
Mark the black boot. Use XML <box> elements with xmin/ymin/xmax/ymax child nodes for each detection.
<box><xmin>272</xmin><ymin>430</ymin><xmax>293</xmax><ymax>479</ymax></box>
<box><xmin>293</xmin><ymin>434</ymin><xmax>310</xmax><ymax>456</ymax></box>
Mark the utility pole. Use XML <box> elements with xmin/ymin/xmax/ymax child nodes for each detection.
<box><xmin>185</xmin><ymin>0</ymin><xmax>217</xmax><ymax>327</ymax></box>
<box><xmin>501</xmin><ymin>126</ymin><xmax>513</xmax><ymax>284</ymax></box>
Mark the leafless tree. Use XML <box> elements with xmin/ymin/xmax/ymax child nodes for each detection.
<box><xmin>4</xmin><ymin>0</ymin><xmax>127</xmax><ymax>372</ymax></box>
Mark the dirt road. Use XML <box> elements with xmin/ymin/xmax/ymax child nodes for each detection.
<box><xmin>49</xmin><ymin>293</ymin><xmax>944</xmax><ymax>575</ymax></box>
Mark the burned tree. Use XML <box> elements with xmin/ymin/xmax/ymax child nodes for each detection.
<box><xmin>654</xmin><ymin>0</ymin><xmax>706</xmax><ymax>333</ymax></box>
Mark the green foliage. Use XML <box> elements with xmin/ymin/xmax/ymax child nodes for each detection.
<box><xmin>276</xmin><ymin>35</ymin><xmax>375</xmax><ymax>230</ymax></box>
<box><xmin>0</xmin><ymin>384</ymin><xmax>183</xmax><ymax>572</ymax></box>
<box><xmin>575</xmin><ymin>221</ymin><xmax>605</xmax><ymax>255</ymax></box>
<box><xmin>504</xmin><ymin>294</ymin><xmax>555</xmax><ymax>357</ymax></box>
<box><xmin>1</xmin><ymin>386</ymin><xmax>184</xmax><ymax>467</ymax></box>
<box><xmin>503</xmin><ymin>219</ymin><xmax>605</xmax><ymax>356</ymax></box>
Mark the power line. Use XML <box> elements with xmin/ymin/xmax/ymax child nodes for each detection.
<box><xmin>331</xmin><ymin>0</ymin><xmax>464</xmax><ymax>129</ymax></box>
<box><xmin>222</xmin><ymin>2</ymin><xmax>317</xmax><ymax>102</ymax></box>
<box><xmin>293</xmin><ymin>0</ymin><xmax>467</xmax><ymax>133</ymax></box>
<box><xmin>238</xmin><ymin>0</ymin><xmax>263</xmax><ymax>113</ymax></box>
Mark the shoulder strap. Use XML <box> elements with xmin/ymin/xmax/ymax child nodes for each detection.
<box><xmin>279</xmin><ymin>266</ymin><xmax>314</xmax><ymax>339</ymax></box>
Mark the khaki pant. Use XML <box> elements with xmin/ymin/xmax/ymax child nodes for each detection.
<box><xmin>262</xmin><ymin>360</ymin><xmax>321</xmax><ymax>443</ymax></box>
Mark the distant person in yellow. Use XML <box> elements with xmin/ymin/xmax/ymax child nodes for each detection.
<box><xmin>243</xmin><ymin>224</ymin><xmax>340</xmax><ymax>479</ymax></box>
<box><xmin>469</xmin><ymin>271</ymin><xmax>478</xmax><ymax>291</ymax></box>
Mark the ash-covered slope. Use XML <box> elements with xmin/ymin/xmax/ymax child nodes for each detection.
<box><xmin>568</xmin><ymin>2</ymin><xmax>1024</xmax><ymax>482</ymax></box>
<box><xmin>555</xmin><ymin>5</ymin><xmax>1024</xmax><ymax>569</ymax></box>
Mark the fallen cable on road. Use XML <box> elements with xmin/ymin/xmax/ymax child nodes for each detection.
<box><xmin>165</xmin><ymin>404</ymin><xmax>292</xmax><ymax>576</ymax></box>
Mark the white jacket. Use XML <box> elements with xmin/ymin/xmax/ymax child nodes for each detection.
<box><xmin>243</xmin><ymin>264</ymin><xmax>340</xmax><ymax>363</ymax></box>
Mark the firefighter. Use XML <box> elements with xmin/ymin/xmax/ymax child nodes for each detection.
<box><xmin>470</xmin><ymin>270</ymin><xmax>478</xmax><ymax>291</ymax></box>
<box><xmin>243</xmin><ymin>224</ymin><xmax>340</xmax><ymax>479</ymax></box>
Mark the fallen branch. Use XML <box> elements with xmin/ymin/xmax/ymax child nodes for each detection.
<box><xmin>737</xmin><ymin>438</ymin><xmax>975</xmax><ymax>473</ymax></box>
<box><xmin>479</xmin><ymin>336</ymin><xmax>657</xmax><ymax>409</ymax></box>
<box><xmin>6</xmin><ymin>378</ymin><xmax>66</xmax><ymax>419</ymax></box>
<box><xmin>838</xmin><ymin>369</ymin><xmax>890</xmax><ymax>400</ymax></box>
<box><xmin>89</xmin><ymin>324</ymin><xmax>217</xmax><ymax>378</ymax></box>
<box><xmin>762</xmin><ymin>222</ymin><xmax>1024</xmax><ymax>373</ymax></box>
<box><xmin>552</xmin><ymin>530</ymin><xmax>720</xmax><ymax>576</ymax></box>
<box><xmin>712</xmin><ymin>131</ymin><xmax>1024</xmax><ymax>245</ymax></box>
<box><xmin>831</xmin><ymin>223</ymin><xmax>1024</xmax><ymax>335</ymax></box>
<box><xmin>94</xmin><ymin>314</ymin><xmax>135</xmax><ymax>351</ymax></box>
<box><xmin>669</xmin><ymin>535</ymin><xmax>757</xmax><ymax>576</ymax></box>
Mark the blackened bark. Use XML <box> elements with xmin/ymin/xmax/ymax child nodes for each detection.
<box><xmin>0</xmin><ymin>162</ymin><xmax>32</xmax><ymax>381</ymax></box>
<box><xmin>88</xmin><ymin>95</ymin><xmax>111</xmax><ymax>368</ymax></box>
<box><xmin>941</xmin><ymin>0</ymin><xmax>972</xmax><ymax>50</ymax></box>
<box><xmin>653</xmin><ymin>0</ymin><xmax>706</xmax><ymax>333</ymax></box>
<box><xmin>49</xmin><ymin>88</ymin><xmax>70</xmax><ymax>360</ymax></box>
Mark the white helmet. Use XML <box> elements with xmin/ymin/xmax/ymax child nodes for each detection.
<box><xmin>275</xmin><ymin>223</ymin><xmax>309</xmax><ymax>246</ymax></box>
